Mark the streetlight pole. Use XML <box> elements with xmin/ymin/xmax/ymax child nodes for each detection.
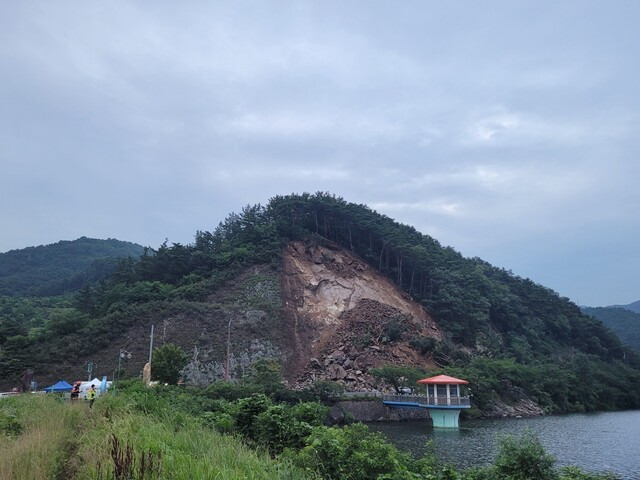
<box><xmin>87</xmin><ymin>361</ymin><xmax>94</xmax><ymax>381</ymax></box>
<box><xmin>115</xmin><ymin>349</ymin><xmax>131</xmax><ymax>395</ymax></box>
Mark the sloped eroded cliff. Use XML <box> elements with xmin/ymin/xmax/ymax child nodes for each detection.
<box><xmin>281</xmin><ymin>240</ymin><xmax>442</xmax><ymax>390</ymax></box>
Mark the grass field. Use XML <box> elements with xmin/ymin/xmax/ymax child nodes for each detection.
<box><xmin>0</xmin><ymin>394</ymin><xmax>313</xmax><ymax>480</ymax></box>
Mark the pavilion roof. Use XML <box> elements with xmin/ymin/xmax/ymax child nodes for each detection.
<box><xmin>416</xmin><ymin>374</ymin><xmax>469</xmax><ymax>385</ymax></box>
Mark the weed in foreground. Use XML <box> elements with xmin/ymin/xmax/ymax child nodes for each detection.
<box><xmin>96</xmin><ymin>433</ymin><xmax>162</xmax><ymax>480</ymax></box>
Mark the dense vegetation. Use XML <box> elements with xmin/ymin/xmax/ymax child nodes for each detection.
<box><xmin>582</xmin><ymin>307</ymin><xmax>640</xmax><ymax>352</ymax></box>
<box><xmin>1</xmin><ymin>193</ymin><xmax>640</xmax><ymax>415</ymax></box>
<box><xmin>0</xmin><ymin>382</ymin><xmax>619</xmax><ymax>479</ymax></box>
<box><xmin>609</xmin><ymin>300</ymin><xmax>640</xmax><ymax>314</ymax></box>
<box><xmin>0</xmin><ymin>388</ymin><xmax>310</xmax><ymax>479</ymax></box>
<box><xmin>0</xmin><ymin>237</ymin><xmax>144</xmax><ymax>296</ymax></box>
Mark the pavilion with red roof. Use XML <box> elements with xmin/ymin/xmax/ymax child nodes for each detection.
<box><xmin>381</xmin><ymin>373</ymin><xmax>472</xmax><ymax>428</ymax></box>
<box><xmin>417</xmin><ymin>374</ymin><xmax>469</xmax><ymax>385</ymax></box>
<box><xmin>416</xmin><ymin>374</ymin><xmax>471</xmax><ymax>428</ymax></box>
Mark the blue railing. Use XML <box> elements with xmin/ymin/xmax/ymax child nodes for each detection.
<box><xmin>382</xmin><ymin>394</ymin><xmax>470</xmax><ymax>407</ymax></box>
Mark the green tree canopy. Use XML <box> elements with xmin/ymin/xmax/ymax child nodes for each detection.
<box><xmin>370</xmin><ymin>364</ymin><xmax>426</xmax><ymax>394</ymax></box>
<box><xmin>247</xmin><ymin>358</ymin><xmax>284</xmax><ymax>394</ymax></box>
<box><xmin>151</xmin><ymin>343</ymin><xmax>188</xmax><ymax>385</ymax></box>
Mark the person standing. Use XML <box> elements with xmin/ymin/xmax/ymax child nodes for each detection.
<box><xmin>87</xmin><ymin>384</ymin><xmax>97</xmax><ymax>409</ymax></box>
<box><xmin>70</xmin><ymin>382</ymin><xmax>80</xmax><ymax>401</ymax></box>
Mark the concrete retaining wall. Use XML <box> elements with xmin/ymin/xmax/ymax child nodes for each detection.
<box><xmin>330</xmin><ymin>400</ymin><xmax>431</xmax><ymax>423</ymax></box>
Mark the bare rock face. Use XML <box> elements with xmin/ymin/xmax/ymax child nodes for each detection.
<box><xmin>484</xmin><ymin>398</ymin><xmax>545</xmax><ymax>418</ymax></box>
<box><xmin>282</xmin><ymin>241</ymin><xmax>441</xmax><ymax>331</ymax></box>
<box><xmin>483</xmin><ymin>385</ymin><xmax>545</xmax><ymax>417</ymax></box>
<box><xmin>280</xmin><ymin>240</ymin><xmax>442</xmax><ymax>389</ymax></box>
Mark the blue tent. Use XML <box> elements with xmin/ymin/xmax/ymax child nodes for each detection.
<box><xmin>43</xmin><ymin>380</ymin><xmax>73</xmax><ymax>392</ymax></box>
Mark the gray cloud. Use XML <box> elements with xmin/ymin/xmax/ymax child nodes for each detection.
<box><xmin>1</xmin><ymin>1</ymin><xmax>639</xmax><ymax>306</ymax></box>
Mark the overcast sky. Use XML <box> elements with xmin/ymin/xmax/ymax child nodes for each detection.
<box><xmin>1</xmin><ymin>1</ymin><xmax>638</xmax><ymax>307</ymax></box>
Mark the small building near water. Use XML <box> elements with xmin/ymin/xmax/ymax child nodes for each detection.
<box><xmin>416</xmin><ymin>374</ymin><xmax>471</xmax><ymax>428</ymax></box>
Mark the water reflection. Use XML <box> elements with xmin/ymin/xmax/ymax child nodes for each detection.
<box><xmin>367</xmin><ymin>410</ymin><xmax>640</xmax><ymax>479</ymax></box>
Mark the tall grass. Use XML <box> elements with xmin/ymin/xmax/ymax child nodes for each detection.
<box><xmin>0</xmin><ymin>395</ymin><xmax>85</xmax><ymax>480</ymax></box>
<box><xmin>1</xmin><ymin>393</ymin><xmax>314</xmax><ymax>480</ymax></box>
<box><xmin>80</xmin><ymin>415</ymin><xmax>310</xmax><ymax>479</ymax></box>
<box><xmin>76</xmin><ymin>395</ymin><xmax>315</xmax><ymax>480</ymax></box>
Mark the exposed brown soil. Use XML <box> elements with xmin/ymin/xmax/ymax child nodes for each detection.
<box><xmin>280</xmin><ymin>239</ymin><xmax>442</xmax><ymax>389</ymax></box>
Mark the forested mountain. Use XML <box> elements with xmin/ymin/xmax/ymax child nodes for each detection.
<box><xmin>627</xmin><ymin>300</ymin><xmax>640</xmax><ymax>314</ymax></box>
<box><xmin>0</xmin><ymin>237</ymin><xmax>144</xmax><ymax>296</ymax></box>
<box><xmin>610</xmin><ymin>300</ymin><xmax>640</xmax><ymax>314</ymax></box>
<box><xmin>1</xmin><ymin>193</ymin><xmax>639</xmax><ymax>415</ymax></box>
<box><xmin>583</xmin><ymin>306</ymin><xmax>640</xmax><ymax>352</ymax></box>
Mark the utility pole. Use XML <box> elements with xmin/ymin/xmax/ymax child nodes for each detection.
<box><xmin>148</xmin><ymin>325</ymin><xmax>155</xmax><ymax>364</ymax></box>
<box><xmin>225</xmin><ymin>318</ymin><xmax>232</xmax><ymax>381</ymax></box>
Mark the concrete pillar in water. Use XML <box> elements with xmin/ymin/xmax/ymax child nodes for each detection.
<box><xmin>427</xmin><ymin>407</ymin><xmax>463</xmax><ymax>428</ymax></box>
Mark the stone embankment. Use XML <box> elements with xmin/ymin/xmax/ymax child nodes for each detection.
<box><xmin>329</xmin><ymin>399</ymin><xmax>431</xmax><ymax>423</ymax></box>
<box><xmin>483</xmin><ymin>397</ymin><xmax>544</xmax><ymax>418</ymax></box>
<box><xmin>330</xmin><ymin>396</ymin><xmax>544</xmax><ymax>422</ymax></box>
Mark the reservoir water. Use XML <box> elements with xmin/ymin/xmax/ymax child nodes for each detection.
<box><xmin>368</xmin><ymin>410</ymin><xmax>640</xmax><ymax>479</ymax></box>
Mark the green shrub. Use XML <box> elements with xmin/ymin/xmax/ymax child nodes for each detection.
<box><xmin>290</xmin><ymin>401</ymin><xmax>329</xmax><ymax>425</ymax></box>
<box><xmin>409</xmin><ymin>336</ymin><xmax>436</xmax><ymax>354</ymax></box>
<box><xmin>460</xmin><ymin>467</ymin><xmax>496</xmax><ymax>479</ymax></box>
<box><xmin>382</xmin><ymin>319</ymin><xmax>406</xmax><ymax>343</ymax></box>
<box><xmin>232</xmin><ymin>394</ymin><xmax>273</xmax><ymax>440</ymax></box>
<box><xmin>204</xmin><ymin>381</ymin><xmax>263</xmax><ymax>401</ymax></box>
<box><xmin>0</xmin><ymin>406</ymin><xmax>22</xmax><ymax>437</ymax></box>
<box><xmin>370</xmin><ymin>365</ymin><xmax>425</xmax><ymax>394</ymax></box>
<box><xmin>291</xmin><ymin>424</ymin><xmax>416</xmax><ymax>480</ymax></box>
<box><xmin>301</xmin><ymin>380</ymin><xmax>344</xmax><ymax>402</ymax></box>
<box><xmin>249</xmin><ymin>359</ymin><xmax>284</xmax><ymax>390</ymax></box>
<box><xmin>493</xmin><ymin>431</ymin><xmax>557</xmax><ymax>480</ymax></box>
<box><xmin>203</xmin><ymin>411</ymin><xmax>235</xmax><ymax>434</ymax></box>
<box><xmin>254</xmin><ymin>402</ymin><xmax>329</xmax><ymax>455</ymax></box>
<box><xmin>558</xmin><ymin>466</ymin><xmax>619</xmax><ymax>480</ymax></box>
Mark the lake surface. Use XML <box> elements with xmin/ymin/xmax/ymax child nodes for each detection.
<box><xmin>368</xmin><ymin>410</ymin><xmax>640</xmax><ymax>478</ymax></box>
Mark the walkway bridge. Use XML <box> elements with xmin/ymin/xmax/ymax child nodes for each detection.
<box><xmin>382</xmin><ymin>394</ymin><xmax>471</xmax><ymax>410</ymax></box>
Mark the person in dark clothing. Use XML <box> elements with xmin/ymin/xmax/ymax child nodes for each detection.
<box><xmin>70</xmin><ymin>382</ymin><xmax>80</xmax><ymax>401</ymax></box>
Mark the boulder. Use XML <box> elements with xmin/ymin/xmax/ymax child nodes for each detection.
<box><xmin>310</xmin><ymin>358</ymin><xmax>323</xmax><ymax>369</ymax></box>
<box><xmin>328</xmin><ymin>364</ymin><xmax>347</xmax><ymax>380</ymax></box>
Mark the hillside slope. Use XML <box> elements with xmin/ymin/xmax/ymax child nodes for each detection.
<box><xmin>610</xmin><ymin>299</ymin><xmax>640</xmax><ymax>314</ymax></box>
<box><xmin>9</xmin><ymin>240</ymin><xmax>442</xmax><ymax>392</ymax></box>
<box><xmin>1</xmin><ymin>194</ymin><xmax>639</xmax><ymax>415</ymax></box>
<box><xmin>627</xmin><ymin>300</ymin><xmax>640</xmax><ymax>314</ymax></box>
<box><xmin>583</xmin><ymin>306</ymin><xmax>640</xmax><ymax>352</ymax></box>
<box><xmin>0</xmin><ymin>237</ymin><xmax>144</xmax><ymax>296</ymax></box>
